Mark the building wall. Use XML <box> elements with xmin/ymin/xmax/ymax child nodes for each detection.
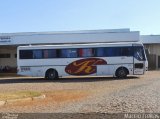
<box><xmin>145</xmin><ymin>44</ymin><xmax>160</xmax><ymax>55</ymax></box>
<box><xmin>0</xmin><ymin>46</ymin><xmax>17</xmax><ymax>69</ymax></box>
<box><xmin>144</xmin><ymin>44</ymin><xmax>160</xmax><ymax>70</ymax></box>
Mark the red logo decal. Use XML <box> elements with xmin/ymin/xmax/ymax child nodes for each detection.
<box><xmin>65</xmin><ymin>58</ymin><xmax>107</xmax><ymax>75</ymax></box>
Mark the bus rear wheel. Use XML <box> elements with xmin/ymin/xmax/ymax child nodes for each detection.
<box><xmin>115</xmin><ymin>67</ymin><xmax>128</xmax><ymax>79</ymax></box>
<box><xmin>45</xmin><ymin>69</ymin><xmax>58</xmax><ymax>80</ymax></box>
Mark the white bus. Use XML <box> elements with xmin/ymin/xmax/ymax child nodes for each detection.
<box><xmin>17</xmin><ymin>42</ymin><xmax>148</xmax><ymax>79</ymax></box>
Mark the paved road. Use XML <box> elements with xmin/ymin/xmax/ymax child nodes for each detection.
<box><xmin>0</xmin><ymin>71</ymin><xmax>160</xmax><ymax>113</ymax></box>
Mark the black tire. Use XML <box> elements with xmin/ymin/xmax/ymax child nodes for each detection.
<box><xmin>45</xmin><ymin>69</ymin><xmax>58</xmax><ymax>80</ymax></box>
<box><xmin>116</xmin><ymin>67</ymin><xmax>128</xmax><ymax>79</ymax></box>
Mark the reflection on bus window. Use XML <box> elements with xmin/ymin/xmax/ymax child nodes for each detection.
<box><xmin>134</xmin><ymin>46</ymin><xmax>146</xmax><ymax>61</ymax></box>
<box><xmin>105</xmin><ymin>47</ymin><xmax>121</xmax><ymax>56</ymax></box>
<box><xmin>96</xmin><ymin>48</ymin><xmax>105</xmax><ymax>57</ymax></box>
<box><xmin>20</xmin><ymin>50</ymin><xmax>33</xmax><ymax>59</ymax></box>
<box><xmin>33</xmin><ymin>50</ymin><xmax>43</xmax><ymax>59</ymax></box>
<box><xmin>43</xmin><ymin>49</ymin><xmax>57</xmax><ymax>58</ymax></box>
<box><xmin>96</xmin><ymin>47</ymin><xmax>133</xmax><ymax>57</ymax></box>
<box><xmin>60</xmin><ymin>49</ymin><xmax>78</xmax><ymax>58</ymax></box>
<box><xmin>19</xmin><ymin>46</ymin><xmax>134</xmax><ymax>59</ymax></box>
<box><xmin>121</xmin><ymin>47</ymin><xmax>133</xmax><ymax>56</ymax></box>
<box><xmin>78</xmin><ymin>48</ymin><xmax>94</xmax><ymax>57</ymax></box>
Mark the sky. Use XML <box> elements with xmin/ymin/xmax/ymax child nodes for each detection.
<box><xmin>0</xmin><ymin>0</ymin><xmax>160</xmax><ymax>35</ymax></box>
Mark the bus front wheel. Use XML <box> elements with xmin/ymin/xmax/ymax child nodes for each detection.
<box><xmin>45</xmin><ymin>69</ymin><xmax>58</xmax><ymax>80</ymax></box>
<box><xmin>115</xmin><ymin>67</ymin><xmax>128</xmax><ymax>79</ymax></box>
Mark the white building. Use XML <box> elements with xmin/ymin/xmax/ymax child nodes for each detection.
<box><xmin>0</xmin><ymin>28</ymin><xmax>158</xmax><ymax>72</ymax></box>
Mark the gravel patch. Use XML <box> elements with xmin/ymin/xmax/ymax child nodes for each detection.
<box><xmin>55</xmin><ymin>77</ymin><xmax>160</xmax><ymax>113</ymax></box>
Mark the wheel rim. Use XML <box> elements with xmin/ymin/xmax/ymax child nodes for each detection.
<box><xmin>118</xmin><ymin>69</ymin><xmax>126</xmax><ymax>78</ymax></box>
<box><xmin>49</xmin><ymin>71</ymin><xmax>55</xmax><ymax>79</ymax></box>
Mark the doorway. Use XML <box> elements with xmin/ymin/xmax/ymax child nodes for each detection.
<box><xmin>158</xmin><ymin>56</ymin><xmax>160</xmax><ymax>69</ymax></box>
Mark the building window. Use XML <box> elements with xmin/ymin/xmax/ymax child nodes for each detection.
<box><xmin>0</xmin><ymin>54</ymin><xmax>11</xmax><ymax>58</ymax></box>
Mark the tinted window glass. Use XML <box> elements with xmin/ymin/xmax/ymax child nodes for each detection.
<box><xmin>121</xmin><ymin>47</ymin><xmax>133</xmax><ymax>56</ymax></box>
<box><xmin>105</xmin><ymin>47</ymin><xmax>121</xmax><ymax>56</ymax></box>
<box><xmin>60</xmin><ymin>49</ymin><xmax>78</xmax><ymax>58</ymax></box>
<box><xmin>20</xmin><ymin>50</ymin><xmax>33</xmax><ymax>59</ymax></box>
<box><xmin>19</xmin><ymin>46</ymin><xmax>134</xmax><ymax>59</ymax></box>
<box><xmin>96</xmin><ymin>47</ymin><xmax>133</xmax><ymax>57</ymax></box>
<box><xmin>33</xmin><ymin>50</ymin><xmax>43</xmax><ymax>59</ymax></box>
<box><xmin>96</xmin><ymin>48</ymin><xmax>105</xmax><ymax>57</ymax></box>
<box><xmin>43</xmin><ymin>49</ymin><xmax>57</xmax><ymax>58</ymax></box>
<box><xmin>78</xmin><ymin>48</ymin><xmax>94</xmax><ymax>57</ymax></box>
<box><xmin>134</xmin><ymin>46</ymin><xmax>146</xmax><ymax>61</ymax></box>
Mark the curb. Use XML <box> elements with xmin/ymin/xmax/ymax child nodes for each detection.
<box><xmin>32</xmin><ymin>94</ymin><xmax>46</xmax><ymax>100</ymax></box>
<box><xmin>0</xmin><ymin>94</ymin><xmax>45</xmax><ymax>107</ymax></box>
<box><xmin>6</xmin><ymin>97</ymin><xmax>32</xmax><ymax>104</ymax></box>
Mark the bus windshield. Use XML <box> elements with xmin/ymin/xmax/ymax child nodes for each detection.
<box><xmin>134</xmin><ymin>46</ymin><xmax>146</xmax><ymax>61</ymax></box>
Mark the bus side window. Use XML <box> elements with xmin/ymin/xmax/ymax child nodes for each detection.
<box><xmin>105</xmin><ymin>47</ymin><xmax>120</xmax><ymax>56</ymax></box>
<box><xmin>121</xmin><ymin>47</ymin><xmax>133</xmax><ymax>56</ymax></box>
<box><xmin>60</xmin><ymin>49</ymin><xmax>67</xmax><ymax>58</ymax></box>
<box><xmin>78</xmin><ymin>48</ymin><xmax>94</xmax><ymax>57</ymax></box>
<box><xmin>105</xmin><ymin>47</ymin><xmax>113</xmax><ymax>56</ymax></box>
<box><xmin>96</xmin><ymin>48</ymin><xmax>105</xmax><ymax>57</ymax></box>
<box><xmin>33</xmin><ymin>50</ymin><xmax>43</xmax><ymax>59</ymax></box>
<box><xmin>43</xmin><ymin>49</ymin><xmax>57</xmax><ymax>58</ymax></box>
<box><xmin>20</xmin><ymin>50</ymin><xmax>33</xmax><ymax>59</ymax></box>
<box><xmin>60</xmin><ymin>49</ymin><xmax>78</xmax><ymax>58</ymax></box>
<box><xmin>68</xmin><ymin>49</ymin><xmax>78</xmax><ymax>58</ymax></box>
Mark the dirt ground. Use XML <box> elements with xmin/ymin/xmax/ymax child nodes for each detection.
<box><xmin>0</xmin><ymin>71</ymin><xmax>160</xmax><ymax>113</ymax></box>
